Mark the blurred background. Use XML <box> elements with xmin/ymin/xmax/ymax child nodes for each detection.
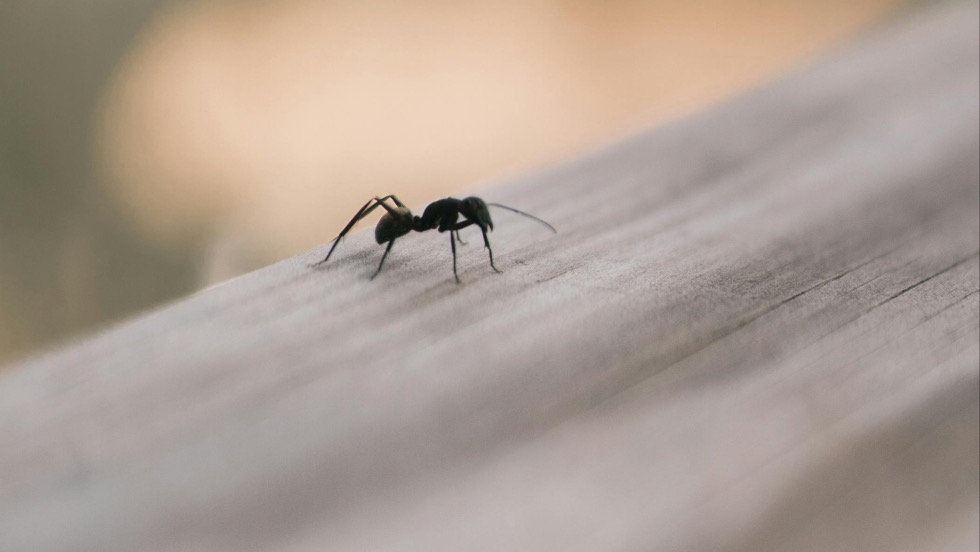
<box><xmin>0</xmin><ymin>0</ymin><xmax>908</xmax><ymax>366</ymax></box>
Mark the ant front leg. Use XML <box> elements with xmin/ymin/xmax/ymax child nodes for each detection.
<box><xmin>481</xmin><ymin>228</ymin><xmax>502</xmax><ymax>273</ymax></box>
<box><xmin>448</xmin><ymin>219</ymin><xmax>500</xmax><ymax>275</ymax></box>
<box><xmin>453</xmin><ymin>230</ymin><xmax>468</xmax><ymax>246</ymax></box>
<box><xmin>449</xmin><ymin>232</ymin><xmax>461</xmax><ymax>283</ymax></box>
<box><xmin>450</xmin><ymin>220</ymin><xmax>501</xmax><ymax>273</ymax></box>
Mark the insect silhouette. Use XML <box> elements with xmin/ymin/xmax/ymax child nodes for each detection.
<box><xmin>310</xmin><ymin>195</ymin><xmax>556</xmax><ymax>282</ymax></box>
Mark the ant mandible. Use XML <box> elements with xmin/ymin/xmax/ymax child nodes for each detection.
<box><xmin>310</xmin><ymin>195</ymin><xmax>556</xmax><ymax>282</ymax></box>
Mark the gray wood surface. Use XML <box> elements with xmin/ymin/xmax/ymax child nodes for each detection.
<box><xmin>2</xmin><ymin>3</ymin><xmax>978</xmax><ymax>551</ymax></box>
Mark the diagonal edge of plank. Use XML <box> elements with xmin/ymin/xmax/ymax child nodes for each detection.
<box><xmin>1</xmin><ymin>3</ymin><xmax>978</xmax><ymax>552</ymax></box>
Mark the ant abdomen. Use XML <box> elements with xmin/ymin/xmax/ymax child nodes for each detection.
<box><xmin>375</xmin><ymin>207</ymin><xmax>414</xmax><ymax>244</ymax></box>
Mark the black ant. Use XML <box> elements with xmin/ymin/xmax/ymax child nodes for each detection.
<box><xmin>310</xmin><ymin>195</ymin><xmax>556</xmax><ymax>282</ymax></box>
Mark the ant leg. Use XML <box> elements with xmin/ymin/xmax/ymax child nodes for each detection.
<box><xmin>370</xmin><ymin>239</ymin><xmax>396</xmax><ymax>279</ymax></box>
<box><xmin>450</xmin><ymin>232</ymin><xmax>461</xmax><ymax>283</ymax></box>
<box><xmin>311</xmin><ymin>196</ymin><xmax>411</xmax><ymax>268</ymax></box>
<box><xmin>373</xmin><ymin>195</ymin><xmax>407</xmax><ymax>215</ymax></box>
<box><xmin>449</xmin><ymin>220</ymin><xmax>475</xmax><ymax>231</ymax></box>
<box><xmin>481</xmin><ymin>228</ymin><xmax>502</xmax><ymax>273</ymax></box>
<box><xmin>454</xmin><ymin>230</ymin><xmax>468</xmax><ymax>246</ymax></box>
<box><xmin>310</xmin><ymin>198</ymin><xmax>385</xmax><ymax>267</ymax></box>
<box><xmin>447</xmin><ymin>220</ymin><xmax>474</xmax><ymax>276</ymax></box>
<box><xmin>386</xmin><ymin>195</ymin><xmax>408</xmax><ymax>209</ymax></box>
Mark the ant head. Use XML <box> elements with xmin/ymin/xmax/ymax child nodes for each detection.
<box><xmin>460</xmin><ymin>197</ymin><xmax>493</xmax><ymax>231</ymax></box>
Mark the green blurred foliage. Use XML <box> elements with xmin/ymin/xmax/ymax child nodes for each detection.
<box><xmin>0</xmin><ymin>1</ymin><xmax>199</xmax><ymax>364</ymax></box>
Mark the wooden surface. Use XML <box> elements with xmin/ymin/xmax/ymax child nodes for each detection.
<box><xmin>2</xmin><ymin>4</ymin><xmax>978</xmax><ymax>551</ymax></box>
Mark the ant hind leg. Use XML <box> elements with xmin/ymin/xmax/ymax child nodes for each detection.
<box><xmin>370</xmin><ymin>239</ymin><xmax>396</xmax><ymax>279</ymax></box>
<box><xmin>311</xmin><ymin>198</ymin><xmax>387</xmax><ymax>267</ymax></box>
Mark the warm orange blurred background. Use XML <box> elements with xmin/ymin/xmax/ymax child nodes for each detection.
<box><xmin>1</xmin><ymin>0</ymin><xmax>907</xmax><ymax>365</ymax></box>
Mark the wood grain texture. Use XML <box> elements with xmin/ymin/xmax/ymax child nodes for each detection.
<box><xmin>1</xmin><ymin>3</ymin><xmax>978</xmax><ymax>551</ymax></box>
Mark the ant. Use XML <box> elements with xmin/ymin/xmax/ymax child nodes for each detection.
<box><xmin>310</xmin><ymin>195</ymin><xmax>556</xmax><ymax>282</ymax></box>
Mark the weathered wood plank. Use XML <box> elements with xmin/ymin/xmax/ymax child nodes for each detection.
<box><xmin>1</xmin><ymin>3</ymin><xmax>978</xmax><ymax>551</ymax></box>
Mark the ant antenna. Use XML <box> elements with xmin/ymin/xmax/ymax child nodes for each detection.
<box><xmin>487</xmin><ymin>203</ymin><xmax>557</xmax><ymax>233</ymax></box>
